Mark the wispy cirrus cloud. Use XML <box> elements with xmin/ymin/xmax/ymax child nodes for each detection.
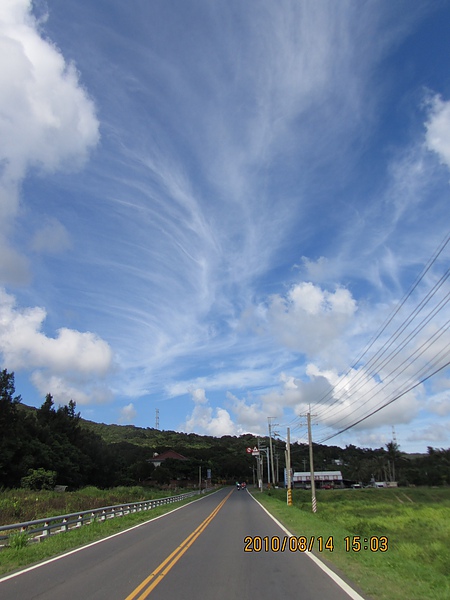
<box><xmin>1</xmin><ymin>0</ymin><xmax>449</xmax><ymax>454</ymax></box>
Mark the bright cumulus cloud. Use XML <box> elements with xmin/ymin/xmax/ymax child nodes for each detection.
<box><xmin>255</xmin><ymin>282</ymin><xmax>357</xmax><ymax>359</ymax></box>
<box><xmin>0</xmin><ymin>288</ymin><xmax>113</xmax><ymax>404</ymax></box>
<box><xmin>184</xmin><ymin>388</ymin><xmax>236</xmax><ymax>437</ymax></box>
<box><xmin>0</xmin><ymin>289</ymin><xmax>112</xmax><ymax>374</ymax></box>
<box><xmin>119</xmin><ymin>403</ymin><xmax>137</xmax><ymax>424</ymax></box>
<box><xmin>0</xmin><ymin>0</ymin><xmax>98</xmax><ymax>282</ymax></box>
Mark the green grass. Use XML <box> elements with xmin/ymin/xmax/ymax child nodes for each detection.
<box><xmin>0</xmin><ymin>486</ymin><xmax>186</xmax><ymax>525</ymax></box>
<box><xmin>0</xmin><ymin>488</ymin><xmax>207</xmax><ymax>577</ymax></box>
<box><xmin>253</xmin><ymin>487</ymin><xmax>450</xmax><ymax>600</ymax></box>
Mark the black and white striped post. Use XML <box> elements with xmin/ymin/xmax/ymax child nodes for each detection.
<box><xmin>307</xmin><ymin>411</ymin><xmax>317</xmax><ymax>513</ymax></box>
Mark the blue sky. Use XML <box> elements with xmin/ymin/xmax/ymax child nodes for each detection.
<box><xmin>1</xmin><ymin>0</ymin><xmax>450</xmax><ymax>453</ymax></box>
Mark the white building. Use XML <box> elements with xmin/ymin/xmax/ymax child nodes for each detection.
<box><xmin>286</xmin><ymin>470</ymin><xmax>343</xmax><ymax>488</ymax></box>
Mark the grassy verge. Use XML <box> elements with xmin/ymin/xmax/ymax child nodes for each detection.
<box><xmin>0</xmin><ymin>491</ymin><xmax>207</xmax><ymax>577</ymax></box>
<box><xmin>252</xmin><ymin>487</ymin><xmax>450</xmax><ymax>600</ymax></box>
<box><xmin>0</xmin><ymin>486</ymin><xmax>190</xmax><ymax>525</ymax></box>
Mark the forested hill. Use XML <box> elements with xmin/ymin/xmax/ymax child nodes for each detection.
<box><xmin>81</xmin><ymin>419</ymin><xmax>222</xmax><ymax>450</ymax></box>
<box><xmin>2</xmin><ymin>369</ymin><xmax>449</xmax><ymax>490</ymax></box>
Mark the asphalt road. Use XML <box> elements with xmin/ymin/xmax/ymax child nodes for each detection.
<box><xmin>0</xmin><ymin>487</ymin><xmax>368</xmax><ymax>600</ymax></box>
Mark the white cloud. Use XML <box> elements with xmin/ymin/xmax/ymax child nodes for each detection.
<box><xmin>406</xmin><ymin>423</ymin><xmax>450</xmax><ymax>444</ymax></box>
<box><xmin>31</xmin><ymin>371</ymin><xmax>87</xmax><ymax>405</ymax></box>
<box><xmin>258</xmin><ymin>282</ymin><xmax>357</xmax><ymax>360</ymax></box>
<box><xmin>166</xmin><ymin>369</ymin><xmax>272</xmax><ymax>398</ymax></box>
<box><xmin>428</xmin><ymin>391</ymin><xmax>450</xmax><ymax>417</ymax></box>
<box><xmin>424</xmin><ymin>94</ymin><xmax>450</xmax><ymax>169</ymax></box>
<box><xmin>0</xmin><ymin>288</ymin><xmax>114</xmax><ymax>405</ymax></box>
<box><xmin>119</xmin><ymin>403</ymin><xmax>137</xmax><ymax>424</ymax></box>
<box><xmin>30</xmin><ymin>217</ymin><xmax>72</xmax><ymax>254</ymax></box>
<box><xmin>30</xmin><ymin>370</ymin><xmax>114</xmax><ymax>407</ymax></box>
<box><xmin>0</xmin><ymin>0</ymin><xmax>99</xmax><ymax>282</ymax></box>
<box><xmin>0</xmin><ymin>0</ymin><xmax>99</xmax><ymax>176</ymax></box>
<box><xmin>0</xmin><ymin>238</ymin><xmax>30</xmax><ymax>284</ymax></box>
<box><xmin>188</xmin><ymin>387</ymin><xmax>208</xmax><ymax>405</ymax></box>
<box><xmin>183</xmin><ymin>388</ymin><xmax>236</xmax><ymax>437</ymax></box>
<box><xmin>226</xmin><ymin>391</ymin><xmax>268</xmax><ymax>435</ymax></box>
<box><xmin>0</xmin><ymin>289</ymin><xmax>113</xmax><ymax>374</ymax></box>
<box><xmin>307</xmin><ymin>362</ymin><xmax>423</xmax><ymax>439</ymax></box>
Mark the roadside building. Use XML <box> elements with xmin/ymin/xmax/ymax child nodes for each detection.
<box><xmin>147</xmin><ymin>449</ymin><xmax>189</xmax><ymax>468</ymax></box>
<box><xmin>290</xmin><ymin>470</ymin><xmax>343</xmax><ymax>489</ymax></box>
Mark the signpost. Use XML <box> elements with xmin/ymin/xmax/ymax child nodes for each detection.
<box><xmin>246</xmin><ymin>446</ymin><xmax>261</xmax><ymax>491</ymax></box>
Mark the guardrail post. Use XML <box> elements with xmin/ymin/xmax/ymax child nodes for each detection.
<box><xmin>42</xmin><ymin>522</ymin><xmax>50</xmax><ymax>537</ymax></box>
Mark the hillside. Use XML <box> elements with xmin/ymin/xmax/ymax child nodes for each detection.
<box><xmin>2</xmin><ymin>367</ymin><xmax>448</xmax><ymax>490</ymax></box>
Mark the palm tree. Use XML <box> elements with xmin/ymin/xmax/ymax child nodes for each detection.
<box><xmin>385</xmin><ymin>441</ymin><xmax>402</xmax><ymax>482</ymax></box>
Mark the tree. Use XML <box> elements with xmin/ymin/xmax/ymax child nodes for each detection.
<box><xmin>0</xmin><ymin>370</ymin><xmax>24</xmax><ymax>486</ymax></box>
<box><xmin>152</xmin><ymin>466</ymin><xmax>171</xmax><ymax>485</ymax></box>
<box><xmin>385</xmin><ymin>441</ymin><xmax>402</xmax><ymax>482</ymax></box>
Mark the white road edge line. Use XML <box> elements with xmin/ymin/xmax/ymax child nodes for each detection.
<box><xmin>0</xmin><ymin>489</ymin><xmax>221</xmax><ymax>584</ymax></box>
<box><xmin>249</xmin><ymin>492</ymin><xmax>366</xmax><ymax>600</ymax></box>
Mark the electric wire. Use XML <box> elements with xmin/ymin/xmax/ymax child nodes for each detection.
<box><xmin>318</xmin><ymin>357</ymin><xmax>450</xmax><ymax>443</ymax></box>
<box><xmin>314</xmin><ymin>267</ymin><xmax>450</xmax><ymax>425</ymax></box>
<box><xmin>288</xmin><ymin>230</ymin><xmax>450</xmax><ymax>443</ymax></box>
<box><xmin>314</xmin><ymin>285</ymin><xmax>450</xmax><ymax>429</ymax></box>
<box><xmin>315</xmin><ymin>330</ymin><xmax>450</xmax><ymax>438</ymax></box>
<box><xmin>290</xmin><ymin>231</ymin><xmax>450</xmax><ymax>429</ymax></box>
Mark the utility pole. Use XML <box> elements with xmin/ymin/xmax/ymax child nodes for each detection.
<box><xmin>257</xmin><ymin>438</ymin><xmax>263</xmax><ymax>491</ymax></box>
<box><xmin>391</xmin><ymin>426</ymin><xmax>397</xmax><ymax>482</ymax></box>
<box><xmin>275</xmin><ymin>453</ymin><xmax>279</xmax><ymax>484</ymax></box>
<box><xmin>307</xmin><ymin>411</ymin><xmax>317</xmax><ymax>513</ymax></box>
<box><xmin>155</xmin><ymin>408</ymin><xmax>160</xmax><ymax>430</ymax></box>
<box><xmin>257</xmin><ymin>445</ymin><xmax>270</xmax><ymax>488</ymax></box>
<box><xmin>286</xmin><ymin>427</ymin><xmax>292</xmax><ymax>506</ymax></box>
<box><xmin>268</xmin><ymin>417</ymin><xmax>278</xmax><ymax>487</ymax></box>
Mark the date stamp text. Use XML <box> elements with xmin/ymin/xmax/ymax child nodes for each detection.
<box><xmin>243</xmin><ymin>535</ymin><xmax>389</xmax><ymax>553</ymax></box>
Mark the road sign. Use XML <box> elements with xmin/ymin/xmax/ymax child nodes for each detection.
<box><xmin>246</xmin><ymin>447</ymin><xmax>252</xmax><ymax>453</ymax></box>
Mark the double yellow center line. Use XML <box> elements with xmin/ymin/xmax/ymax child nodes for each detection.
<box><xmin>125</xmin><ymin>489</ymin><xmax>233</xmax><ymax>600</ymax></box>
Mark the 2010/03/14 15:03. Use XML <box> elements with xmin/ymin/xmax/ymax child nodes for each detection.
<box><xmin>243</xmin><ymin>535</ymin><xmax>389</xmax><ymax>553</ymax></box>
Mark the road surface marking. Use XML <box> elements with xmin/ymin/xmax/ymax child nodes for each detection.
<box><xmin>125</xmin><ymin>489</ymin><xmax>233</xmax><ymax>600</ymax></box>
<box><xmin>0</xmin><ymin>490</ymin><xmax>220</xmax><ymax>585</ymax></box>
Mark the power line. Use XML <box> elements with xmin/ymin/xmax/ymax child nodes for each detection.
<box><xmin>296</xmin><ymin>230</ymin><xmax>450</xmax><ymax>443</ymax></box>
<box><xmin>318</xmin><ymin>358</ymin><xmax>450</xmax><ymax>443</ymax></box>
<box><xmin>295</xmin><ymin>231</ymin><xmax>450</xmax><ymax>429</ymax></box>
<box><xmin>316</xmin><ymin>336</ymin><xmax>450</xmax><ymax>440</ymax></box>
<box><xmin>314</xmin><ymin>311</ymin><xmax>450</xmax><ymax>435</ymax></box>
<box><xmin>315</xmin><ymin>266</ymin><xmax>450</xmax><ymax>425</ymax></box>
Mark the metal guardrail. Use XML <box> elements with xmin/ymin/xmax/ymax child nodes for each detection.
<box><xmin>0</xmin><ymin>490</ymin><xmax>201</xmax><ymax>548</ymax></box>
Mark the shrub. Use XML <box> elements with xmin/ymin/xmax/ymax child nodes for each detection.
<box><xmin>21</xmin><ymin>469</ymin><xmax>57</xmax><ymax>491</ymax></box>
<box><xmin>8</xmin><ymin>531</ymin><xmax>28</xmax><ymax>549</ymax></box>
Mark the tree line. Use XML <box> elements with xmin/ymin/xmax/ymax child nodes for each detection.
<box><xmin>1</xmin><ymin>369</ymin><xmax>449</xmax><ymax>489</ymax></box>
